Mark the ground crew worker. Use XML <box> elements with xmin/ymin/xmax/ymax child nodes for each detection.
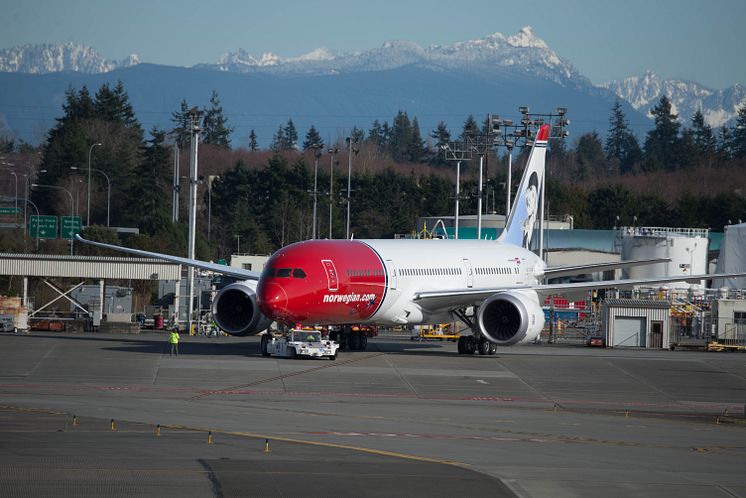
<box><xmin>169</xmin><ymin>327</ymin><xmax>180</xmax><ymax>356</ymax></box>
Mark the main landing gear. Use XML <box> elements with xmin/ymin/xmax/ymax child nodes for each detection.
<box><xmin>453</xmin><ymin>306</ymin><xmax>497</xmax><ymax>355</ymax></box>
<box><xmin>329</xmin><ymin>326</ymin><xmax>368</xmax><ymax>351</ymax></box>
<box><xmin>457</xmin><ymin>335</ymin><xmax>497</xmax><ymax>355</ymax></box>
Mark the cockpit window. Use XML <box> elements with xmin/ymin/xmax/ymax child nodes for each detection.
<box><xmin>275</xmin><ymin>268</ymin><xmax>292</xmax><ymax>278</ymax></box>
<box><xmin>292</xmin><ymin>268</ymin><xmax>307</xmax><ymax>278</ymax></box>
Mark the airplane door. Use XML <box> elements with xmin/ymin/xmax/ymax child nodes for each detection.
<box><xmin>386</xmin><ymin>260</ymin><xmax>397</xmax><ymax>290</ymax></box>
<box><xmin>321</xmin><ymin>259</ymin><xmax>339</xmax><ymax>291</ymax></box>
<box><xmin>463</xmin><ymin>259</ymin><xmax>473</xmax><ymax>288</ymax></box>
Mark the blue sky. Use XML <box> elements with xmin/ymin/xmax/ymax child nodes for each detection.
<box><xmin>2</xmin><ymin>0</ymin><xmax>745</xmax><ymax>88</ymax></box>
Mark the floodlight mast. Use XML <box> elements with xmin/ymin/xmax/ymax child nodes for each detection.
<box><xmin>441</xmin><ymin>142</ymin><xmax>473</xmax><ymax>240</ymax></box>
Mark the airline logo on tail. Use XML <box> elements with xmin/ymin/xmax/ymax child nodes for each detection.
<box><xmin>499</xmin><ymin>124</ymin><xmax>549</xmax><ymax>250</ymax></box>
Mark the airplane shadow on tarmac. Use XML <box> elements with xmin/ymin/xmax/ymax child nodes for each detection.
<box><xmin>12</xmin><ymin>332</ymin><xmax>256</xmax><ymax>357</ymax></box>
<box><xmin>10</xmin><ymin>332</ymin><xmax>496</xmax><ymax>359</ymax></box>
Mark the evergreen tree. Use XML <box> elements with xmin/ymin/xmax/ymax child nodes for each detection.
<box><xmin>605</xmin><ymin>99</ymin><xmax>642</xmax><ymax>174</ymax></box>
<box><xmin>170</xmin><ymin>99</ymin><xmax>192</xmax><ymax>148</ymax></box>
<box><xmin>380</xmin><ymin>121</ymin><xmax>391</xmax><ymax>147</ymax></box>
<box><xmin>248</xmin><ymin>129</ymin><xmax>258</xmax><ymax>151</ymax></box>
<box><xmin>270</xmin><ymin>125</ymin><xmax>286</xmax><ymax>151</ymax></box>
<box><xmin>718</xmin><ymin>124</ymin><xmax>733</xmax><ymax>161</ymax></box>
<box><xmin>61</xmin><ymin>85</ymin><xmax>96</xmax><ymax>121</ymax></box>
<box><xmin>123</xmin><ymin>127</ymin><xmax>172</xmax><ymax>234</ymax></box>
<box><xmin>283</xmin><ymin>119</ymin><xmax>299</xmax><ymax>150</ymax></box>
<box><xmin>574</xmin><ymin>132</ymin><xmax>606</xmax><ymax>179</ymax></box>
<box><xmin>303</xmin><ymin>125</ymin><xmax>324</xmax><ymax>151</ymax></box>
<box><xmin>691</xmin><ymin>110</ymin><xmax>717</xmax><ymax>166</ymax></box>
<box><xmin>36</xmin><ymin>82</ymin><xmax>145</xmax><ymax>226</ymax></box>
<box><xmin>94</xmin><ymin>81</ymin><xmax>140</xmax><ymax>132</ymax></box>
<box><xmin>733</xmin><ymin>105</ymin><xmax>746</xmax><ymax>159</ymax></box>
<box><xmin>390</xmin><ymin>111</ymin><xmax>412</xmax><ymax>162</ymax></box>
<box><xmin>643</xmin><ymin>96</ymin><xmax>680</xmax><ymax>171</ymax></box>
<box><xmin>460</xmin><ymin>115</ymin><xmax>480</xmax><ymax>142</ymax></box>
<box><xmin>408</xmin><ymin>117</ymin><xmax>426</xmax><ymax>163</ymax></box>
<box><xmin>368</xmin><ymin>120</ymin><xmax>385</xmax><ymax>149</ymax></box>
<box><xmin>202</xmin><ymin>90</ymin><xmax>233</xmax><ymax>148</ymax></box>
<box><xmin>430</xmin><ymin>121</ymin><xmax>451</xmax><ymax>165</ymax></box>
<box><xmin>350</xmin><ymin>126</ymin><xmax>365</xmax><ymax>144</ymax></box>
<box><xmin>677</xmin><ymin>128</ymin><xmax>698</xmax><ymax>170</ymax></box>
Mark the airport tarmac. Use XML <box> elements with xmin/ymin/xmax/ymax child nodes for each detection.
<box><xmin>0</xmin><ymin>331</ymin><xmax>745</xmax><ymax>497</ymax></box>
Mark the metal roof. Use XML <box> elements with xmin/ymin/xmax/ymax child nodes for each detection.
<box><xmin>0</xmin><ymin>253</ymin><xmax>181</xmax><ymax>280</ymax></box>
<box><xmin>604</xmin><ymin>299</ymin><xmax>671</xmax><ymax>309</ymax></box>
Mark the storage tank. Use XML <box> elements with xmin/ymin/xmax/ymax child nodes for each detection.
<box><xmin>620</xmin><ymin>227</ymin><xmax>709</xmax><ymax>289</ymax></box>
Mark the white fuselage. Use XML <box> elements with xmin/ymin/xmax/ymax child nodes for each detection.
<box><xmin>364</xmin><ymin>239</ymin><xmax>546</xmax><ymax>325</ymax></box>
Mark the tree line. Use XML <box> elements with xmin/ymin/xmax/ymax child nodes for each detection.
<box><xmin>0</xmin><ymin>80</ymin><xmax>743</xmax><ymax>263</ymax></box>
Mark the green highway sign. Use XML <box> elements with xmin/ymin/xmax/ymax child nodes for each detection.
<box><xmin>30</xmin><ymin>215</ymin><xmax>57</xmax><ymax>239</ymax></box>
<box><xmin>61</xmin><ymin>216</ymin><xmax>83</xmax><ymax>239</ymax></box>
<box><xmin>0</xmin><ymin>207</ymin><xmax>22</xmax><ymax>215</ymax></box>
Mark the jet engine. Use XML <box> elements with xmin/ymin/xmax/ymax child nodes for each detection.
<box><xmin>476</xmin><ymin>291</ymin><xmax>545</xmax><ymax>346</ymax></box>
<box><xmin>211</xmin><ymin>281</ymin><xmax>272</xmax><ymax>336</ymax></box>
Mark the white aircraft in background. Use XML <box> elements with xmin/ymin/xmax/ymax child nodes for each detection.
<box><xmin>78</xmin><ymin>124</ymin><xmax>746</xmax><ymax>354</ymax></box>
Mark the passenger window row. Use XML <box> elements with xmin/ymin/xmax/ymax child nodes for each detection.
<box><xmin>400</xmin><ymin>267</ymin><xmax>462</xmax><ymax>277</ymax></box>
<box><xmin>475</xmin><ymin>267</ymin><xmax>517</xmax><ymax>275</ymax></box>
<box><xmin>346</xmin><ymin>269</ymin><xmax>385</xmax><ymax>277</ymax></box>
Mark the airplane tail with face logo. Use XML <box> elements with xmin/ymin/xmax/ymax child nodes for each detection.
<box><xmin>497</xmin><ymin>123</ymin><xmax>550</xmax><ymax>250</ymax></box>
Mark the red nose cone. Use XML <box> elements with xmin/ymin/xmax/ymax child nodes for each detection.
<box><xmin>258</xmin><ymin>281</ymin><xmax>288</xmax><ymax>318</ymax></box>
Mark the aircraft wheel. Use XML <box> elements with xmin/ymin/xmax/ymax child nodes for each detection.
<box><xmin>359</xmin><ymin>333</ymin><xmax>368</xmax><ymax>351</ymax></box>
<box><xmin>350</xmin><ymin>332</ymin><xmax>361</xmax><ymax>350</ymax></box>
<box><xmin>338</xmin><ymin>331</ymin><xmax>348</xmax><ymax>351</ymax></box>
<box><xmin>488</xmin><ymin>343</ymin><xmax>498</xmax><ymax>355</ymax></box>
<box><xmin>478</xmin><ymin>337</ymin><xmax>490</xmax><ymax>355</ymax></box>
<box><xmin>260</xmin><ymin>335</ymin><xmax>270</xmax><ymax>357</ymax></box>
<box><xmin>457</xmin><ymin>336</ymin><xmax>467</xmax><ymax>354</ymax></box>
<box><xmin>465</xmin><ymin>336</ymin><xmax>477</xmax><ymax>355</ymax></box>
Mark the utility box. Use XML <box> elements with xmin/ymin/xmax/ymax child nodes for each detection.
<box><xmin>712</xmin><ymin>299</ymin><xmax>746</xmax><ymax>344</ymax></box>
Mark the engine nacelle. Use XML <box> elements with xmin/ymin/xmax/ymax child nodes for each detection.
<box><xmin>211</xmin><ymin>281</ymin><xmax>272</xmax><ymax>336</ymax></box>
<box><xmin>477</xmin><ymin>291</ymin><xmax>545</xmax><ymax>346</ymax></box>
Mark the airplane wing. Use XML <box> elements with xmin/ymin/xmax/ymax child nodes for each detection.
<box><xmin>75</xmin><ymin>235</ymin><xmax>261</xmax><ymax>281</ymax></box>
<box><xmin>413</xmin><ymin>271</ymin><xmax>746</xmax><ymax>311</ymax></box>
<box><xmin>543</xmin><ymin>258</ymin><xmax>670</xmax><ymax>279</ymax></box>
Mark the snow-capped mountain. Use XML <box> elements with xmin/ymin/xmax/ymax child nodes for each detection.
<box><xmin>209</xmin><ymin>26</ymin><xmax>585</xmax><ymax>87</ymax></box>
<box><xmin>0</xmin><ymin>43</ymin><xmax>139</xmax><ymax>74</ymax></box>
<box><xmin>602</xmin><ymin>71</ymin><xmax>746</xmax><ymax>128</ymax></box>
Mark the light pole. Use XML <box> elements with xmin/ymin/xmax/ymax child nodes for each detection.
<box><xmin>345</xmin><ymin>135</ymin><xmax>358</xmax><ymax>240</ymax></box>
<box><xmin>477</xmin><ymin>154</ymin><xmax>484</xmax><ymax>239</ymax></box>
<box><xmin>73</xmin><ymin>167</ymin><xmax>111</xmax><ymax>227</ymax></box>
<box><xmin>86</xmin><ymin>142</ymin><xmax>102</xmax><ymax>227</ymax></box>
<box><xmin>455</xmin><ymin>160</ymin><xmax>460</xmax><ymax>239</ymax></box>
<box><xmin>505</xmin><ymin>140</ymin><xmax>514</xmax><ymax>216</ymax></box>
<box><xmin>186</xmin><ymin>109</ymin><xmax>202</xmax><ymax>336</ymax></box>
<box><xmin>207</xmin><ymin>175</ymin><xmax>218</xmax><ymax>242</ymax></box>
<box><xmin>32</xmin><ymin>183</ymin><xmax>74</xmax><ymax>255</ymax></box>
<box><xmin>311</xmin><ymin>147</ymin><xmax>321</xmax><ymax>239</ymax></box>
<box><xmin>8</xmin><ymin>171</ymin><xmax>18</xmax><ymax>226</ymax></box>
<box><xmin>23</xmin><ymin>197</ymin><xmax>40</xmax><ymax>251</ymax></box>
<box><xmin>328</xmin><ymin>147</ymin><xmax>338</xmax><ymax>239</ymax></box>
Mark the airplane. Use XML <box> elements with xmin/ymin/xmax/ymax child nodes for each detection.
<box><xmin>77</xmin><ymin>123</ymin><xmax>746</xmax><ymax>355</ymax></box>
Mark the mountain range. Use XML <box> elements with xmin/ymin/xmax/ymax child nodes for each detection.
<box><xmin>0</xmin><ymin>28</ymin><xmax>743</xmax><ymax>146</ymax></box>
